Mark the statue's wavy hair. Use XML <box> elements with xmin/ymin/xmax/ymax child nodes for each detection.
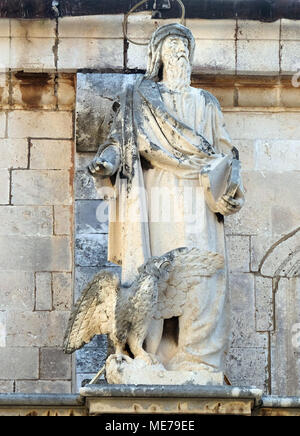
<box><xmin>144</xmin><ymin>23</ymin><xmax>195</xmax><ymax>82</ymax></box>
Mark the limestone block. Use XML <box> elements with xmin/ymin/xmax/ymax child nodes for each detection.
<box><xmin>226</xmin><ymin>347</ymin><xmax>268</xmax><ymax>391</ymax></box>
<box><xmin>0</xmin><ymin>74</ymin><xmax>9</xmax><ymax>108</ymax></box>
<box><xmin>76</xmin><ymin>73</ymin><xmax>140</xmax><ymax>152</ymax></box>
<box><xmin>0</xmin><ymin>311</ymin><xmax>6</xmax><ymax>347</ymax></box>
<box><xmin>0</xmin><ymin>19</ymin><xmax>10</xmax><ymax>37</ymax></box>
<box><xmin>12</xmin><ymin>72</ymin><xmax>56</xmax><ymax>110</ymax></box>
<box><xmin>225</xmin><ymin>171</ymin><xmax>300</xmax><ymax>238</ymax></box>
<box><xmin>52</xmin><ymin>272</ymin><xmax>72</xmax><ymax>311</ymax></box>
<box><xmin>281</xmin><ymin>19</ymin><xmax>300</xmax><ymax>40</ymax></box>
<box><xmin>58</xmin><ymin>38</ymin><xmax>124</xmax><ymax>71</ymax></box>
<box><xmin>188</xmin><ymin>19</ymin><xmax>236</xmax><ymax>40</ymax></box>
<box><xmin>6</xmin><ymin>311</ymin><xmax>70</xmax><ymax>347</ymax></box>
<box><xmin>253</xmin><ymin>140</ymin><xmax>300</xmax><ymax>172</ymax></box>
<box><xmin>0</xmin><ymin>206</ymin><xmax>53</xmax><ymax>236</ymax></box>
<box><xmin>0</xmin><ymin>170</ymin><xmax>9</xmax><ymax>205</ymax></box>
<box><xmin>0</xmin><ymin>112</ymin><xmax>6</xmax><ymax>137</ymax></box>
<box><xmin>280</xmin><ymin>87</ymin><xmax>300</xmax><ymax>108</ymax></box>
<box><xmin>76</xmin><ymin>200</ymin><xmax>108</xmax><ymax>235</ymax></box>
<box><xmin>271</xmin><ymin>277</ymin><xmax>300</xmax><ymax>396</ymax></box>
<box><xmin>75</xmin><ymin>234</ymin><xmax>108</xmax><ymax>267</ymax></box>
<box><xmin>10</xmin><ymin>38</ymin><xmax>56</xmax><ymax>71</ymax></box>
<box><xmin>15</xmin><ymin>381</ymin><xmax>71</xmax><ymax>394</ymax></box>
<box><xmin>193</xmin><ymin>40</ymin><xmax>236</xmax><ymax>74</ymax></box>
<box><xmin>0</xmin><ymin>347</ymin><xmax>39</xmax><ymax>379</ymax></box>
<box><xmin>54</xmin><ymin>205</ymin><xmax>73</xmax><ymax>235</ymax></box>
<box><xmin>251</xmin><ymin>230</ymin><xmax>300</xmax><ymax>275</ymax></box>
<box><xmin>7</xmin><ymin>111</ymin><xmax>73</xmax><ymax>139</ymax></box>
<box><xmin>12</xmin><ymin>170</ymin><xmax>72</xmax><ymax>205</ymax></box>
<box><xmin>58</xmin><ymin>15</ymin><xmax>124</xmax><ymax>38</ymax></box>
<box><xmin>226</xmin><ymin>235</ymin><xmax>250</xmax><ymax>273</ymax></box>
<box><xmin>0</xmin><ymin>236</ymin><xmax>72</xmax><ymax>272</ymax></box>
<box><xmin>237</xmin><ymin>86</ymin><xmax>279</xmax><ymax>107</ymax></box>
<box><xmin>0</xmin><ymin>381</ymin><xmax>14</xmax><ymax>393</ymax></box>
<box><xmin>30</xmin><ymin>140</ymin><xmax>73</xmax><ymax>170</ymax></box>
<box><xmin>237</xmin><ymin>20</ymin><xmax>280</xmax><ymax>40</ymax></box>
<box><xmin>255</xmin><ymin>276</ymin><xmax>274</xmax><ymax>332</ymax></box>
<box><xmin>127</xmin><ymin>43</ymin><xmax>148</xmax><ymax>69</ymax></box>
<box><xmin>40</xmin><ymin>348</ymin><xmax>72</xmax><ymax>380</ymax></box>
<box><xmin>75</xmin><ymin>169</ymin><xmax>101</xmax><ymax>200</ymax></box>
<box><xmin>76</xmin><ymin>339</ymin><xmax>107</xmax><ymax>373</ymax></box>
<box><xmin>35</xmin><ymin>272</ymin><xmax>52</xmax><ymax>311</ymax></box>
<box><xmin>237</xmin><ymin>40</ymin><xmax>279</xmax><ymax>75</ymax></box>
<box><xmin>200</xmin><ymin>86</ymin><xmax>235</xmax><ymax>107</ymax></box>
<box><xmin>10</xmin><ymin>19</ymin><xmax>56</xmax><ymax>38</ymax></box>
<box><xmin>281</xmin><ymin>41</ymin><xmax>300</xmax><ymax>74</ymax></box>
<box><xmin>229</xmin><ymin>273</ymin><xmax>268</xmax><ymax>348</ymax></box>
<box><xmin>0</xmin><ymin>38</ymin><xmax>10</xmax><ymax>72</ymax></box>
<box><xmin>57</xmin><ymin>74</ymin><xmax>76</xmax><ymax>110</ymax></box>
<box><xmin>0</xmin><ymin>271</ymin><xmax>34</xmax><ymax>311</ymax></box>
<box><xmin>231</xmin><ymin>139</ymin><xmax>255</xmax><ymax>171</ymax></box>
<box><xmin>0</xmin><ymin>139</ymin><xmax>28</xmax><ymax>169</ymax></box>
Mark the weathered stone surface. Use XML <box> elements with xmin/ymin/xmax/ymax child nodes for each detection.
<box><xmin>0</xmin><ymin>39</ymin><xmax>10</xmax><ymax>73</ymax></box>
<box><xmin>237</xmin><ymin>86</ymin><xmax>278</xmax><ymax>107</ymax></box>
<box><xmin>40</xmin><ymin>348</ymin><xmax>72</xmax><ymax>380</ymax></box>
<box><xmin>12</xmin><ymin>72</ymin><xmax>56</xmax><ymax>110</ymax></box>
<box><xmin>58</xmin><ymin>39</ymin><xmax>124</xmax><ymax>71</ymax></box>
<box><xmin>10</xmin><ymin>19</ymin><xmax>56</xmax><ymax>38</ymax></box>
<box><xmin>76</xmin><ymin>338</ymin><xmax>107</xmax><ymax>373</ymax></box>
<box><xmin>224</xmin><ymin>112</ymin><xmax>300</xmax><ymax>140</ymax></box>
<box><xmin>281</xmin><ymin>41</ymin><xmax>300</xmax><ymax>74</ymax></box>
<box><xmin>30</xmin><ymin>140</ymin><xmax>73</xmax><ymax>169</ymax></box>
<box><xmin>7</xmin><ymin>111</ymin><xmax>73</xmax><ymax>139</ymax></box>
<box><xmin>226</xmin><ymin>236</ymin><xmax>250</xmax><ymax>273</ymax></box>
<box><xmin>0</xmin><ymin>74</ymin><xmax>9</xmax><ymax>108</ymax></box>
<box><xmin>12</xmin><ymin>170</ymin><xmax>72</xmax><ymax>205</ymax></box>
<box><xmin>0</xmin><ymin>236</ymin><xmax>71</xmax><ymax>272</ymax></box>
<box><xmin>54</xmin><ymin>205</ymin><xmax>73</xmax><ymax>235</ymax></box>
<box><xmin>281</xmin><ymin>19</ymin><xmax>300</xmax><ymax>40</ymax></box>
<box><xmin>0</xmin><ymin>347</ymin><xmax>39</xmax><ymax>379</ymax></box>
<box><xmin>75</xmin><ymin>234</ymin><xmax>108</xmax><ymax>267</ymax></box>
<box><xmin>271</xmin><ymin>277</ymin><xmax>300</xmax><ymax>396</ymax></box>
<box><xmin>253</xmin><ymin>140</ymin><xmax>300</xmax><ymax>172</ymax></box>
<box><xmin>237</xmin><ymin>40</ymin><xmax>279</xmax><ymax>74</ymax></box>
<box><xmin>75</xmin><ymin>266</ymin><xmax>120</xmax><ymax>301</ymax></box>
<box><xmin>76</xmin><ymin>73</ymin><xmax>139</xmax><ymax>152</ymax></box>
<box><xmin>0</xmin><ymin>206</ymin><xmax>53</xmax><ymax>236</ymax></box>
<box><xmin>225</xmin><ymin>171</ymin><xmax>300</xmax><ymax>237</ymax></box>
<box><xmin>75</xmin><ymin>169</ymin><xmax>101</xmax><ymax>200</ymax></box>
<box><xmin>15</xmin><ymin>381</ymin><xmax>71</xmax><ymax>394</ymax></box>
<box><xmin>255</xmin><ymin>276</ymin><xmax>274</xmax><ymax>332</ymax></box>
<box><xmin>0</xmin><ymin>271</ymin><xmax>34</xmax><ymax>311</ymax></box>
<box><xmin>76</xmin><ymin>200</ymin><xmax>108</xmax><ymax>234</ymax></box>
<box><xmin>193</xmin><ymin>40</ymin><xmax>236</xmax><ymax>74</ymax></box>
<box><xmin>52</xmin><ymin>272</ymin><xmax>72</xmax><ymax>311</ymax></box>
<box><xmin>0</xmin><ymin>170</ymin><xmax>9</xmax><ymax>205</ymax></box>
<box><xmin>0</xmin><ymin>139</ymin><xmax>28</xmax><ymax>169</ymax></box>
<box><xmin>6</xmin><ymin>311</ymin><xmax>69</xmax><ymax>347</ymax></box>
<box><xmin>57</xmin><ymin>74</ymin><xmax>76</xmax><ymax>110</ymax></box>
<box><xmin>58</xmin><ymin>15</ymin><xmax>123</xmax><ymax>38</ymax></box>
<box><xmin>35</xmin><ymin>272</ymin><xmax>52</xmax><ymax>311</ymax></box>
<box><xmin>10</xmin><ymin>38</ymin><xmax>56</xmax><ymax>71</ymax></box>
<box><xmin>237</xmin><ymin>20</ymin><xmax>280</xmax><ymax>40</ymax></box>
<box><xmin>0</xmin><ymin>381</ymin><xmax>14</xmax><ymax>393</ymax></box>
<box><xmin>226</xmin><ymin>347</ymin><xmax>268</xmax><ymax>391</ymax></box>
<box><xmin>0</xmin><ymin>312</ymin><xmax>6</xmax><ymax>347</ymax></box>
<box><xmin>229</xmin><ymin>273</ymin><xmax>268</xmax><ymax>348</ymax></box>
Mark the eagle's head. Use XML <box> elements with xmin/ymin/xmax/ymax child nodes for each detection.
<box><xmin>138</xmin><ymin>255</ymin><xmax>172</xmax><ymax>280</ymax></box>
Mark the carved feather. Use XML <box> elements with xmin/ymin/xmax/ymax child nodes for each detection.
<box><xmin>155</xmin><ymin>247</ymin><xmax>224</xmax><ymax>320</ymax></box>
<box><xmin>63</xmin><ymin>270</ymin><xmax>120</xmax><ymax>354</ymax></box>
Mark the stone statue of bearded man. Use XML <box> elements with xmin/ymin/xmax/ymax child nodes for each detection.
<box><xmin>89</xmin><ymin>23</ymin><xmax>245</xmax><ymax>384</ymax></box>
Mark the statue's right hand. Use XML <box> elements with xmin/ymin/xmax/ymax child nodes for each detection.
<box><xmin>88</xmin><ymin>157</ymin><xmax>114</xmax><ymax>176</ymax></box>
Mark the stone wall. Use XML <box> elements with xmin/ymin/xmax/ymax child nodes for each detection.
<box><xmin>0</xmin><ymin>13</ymin><xmax>299</xmax><ymax>395</ymax></box>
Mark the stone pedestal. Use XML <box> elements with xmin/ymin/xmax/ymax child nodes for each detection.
<box><xmin>80</xmin><ymin>385</ymin><xmax>263</xmax><ymax>416</ymax></box>
<box><xmin>105</xmin><ymin>358</ymin><xmax>224</xmax><ymax>385</ymax></box>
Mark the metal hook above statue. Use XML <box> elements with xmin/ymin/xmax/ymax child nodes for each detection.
<box><xmin>123</xmin><ymin>0</ymin><xmax>186</xmax><ymax>46</ymax></box>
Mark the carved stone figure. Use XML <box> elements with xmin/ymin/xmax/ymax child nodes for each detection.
<box><xmin>68</xmin><ymin>23</ymin><xmax>245</xmax><ymax>385</ymax></box>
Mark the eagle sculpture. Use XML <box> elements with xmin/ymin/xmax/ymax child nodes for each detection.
<box><xmin>63</xmin><ymin>247</ymin><xmax>224</xmax><ymax>365</ymax></box>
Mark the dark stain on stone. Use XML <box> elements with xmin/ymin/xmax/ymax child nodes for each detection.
<box><xmin>14</xmin><ymin>72</ymin><xmax>52</xmax><ymax>108</ymax></box>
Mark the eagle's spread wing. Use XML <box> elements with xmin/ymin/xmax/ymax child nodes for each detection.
<box><xmin>155</xmin><ymin>247</ymin><xmax>224</xmax><ymax>320</ymax></box>
<box><xmin>63</xmin><ymin>270</ymin><xmax>120</xmax><ymax>353</ymax></box>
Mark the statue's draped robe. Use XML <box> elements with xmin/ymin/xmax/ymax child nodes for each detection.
<box><xmin>98</xmin><ymin>78</ymin><xmax>243</xmax><ymax>372</ymax></box>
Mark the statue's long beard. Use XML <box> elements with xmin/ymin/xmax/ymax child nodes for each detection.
<box><xmin>162</xmin><ymin>55</ymin><xmax>191</xmax><ymax>90</ymax></box>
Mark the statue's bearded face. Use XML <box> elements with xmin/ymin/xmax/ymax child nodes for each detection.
<box><xmin>160</xmin><ymin>35</ymin><xmax>191</xmax><ymax>88</ymax></box>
